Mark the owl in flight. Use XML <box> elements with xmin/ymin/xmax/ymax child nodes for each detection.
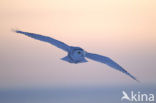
<box><xmin>14</xmin><ymin>30</ymin><xmax>138</xmax><ymax>82</ymax></box>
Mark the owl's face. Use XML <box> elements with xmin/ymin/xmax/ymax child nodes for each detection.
<box><xmin>69</xmin><ymin>47</ymin><xmax>86</xmax><ymax>63</ymax></box>
<box><xmin>72</xmin><ymin>49</ymin><xmax>84</xmax><ymax>57</ymax></box>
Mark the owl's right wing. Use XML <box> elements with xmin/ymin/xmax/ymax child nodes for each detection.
<box><xmin>14</xmin><ymin>30</ymin><xmax>70</xmax><ymax>52</ymax></box>
<box><xmin>85</xmin><ymin>52</ymin><xmax>139</xmax><ymax>82</ymax></box>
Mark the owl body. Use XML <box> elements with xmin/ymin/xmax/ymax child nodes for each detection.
<box><xmin>62</xmin><ymin>46</ymin><xmax>88</xmax><ymax>63</ymax></box>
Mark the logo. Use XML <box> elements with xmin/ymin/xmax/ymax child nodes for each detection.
<box><xmin>121</xmin><ymin>91</ymin><xmax>154</xmax><ymax>102</ymax></box>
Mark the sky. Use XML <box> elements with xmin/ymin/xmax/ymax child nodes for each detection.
<box><xmin>0</xmin><ymin>0</ymin><xmax>156</xmax><ymax>89</ymax></box>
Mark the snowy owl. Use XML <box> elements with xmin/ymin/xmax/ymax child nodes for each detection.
<box><xmin>14</xmin><ymin>30</ymin><xmax>139</xmax><ymax>81</ymax></box>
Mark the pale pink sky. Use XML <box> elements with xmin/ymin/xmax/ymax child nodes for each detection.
<box><xmin>0</xmin><ymin>0</ymin><xmax>156</xmax><ymax>88</ymax></box>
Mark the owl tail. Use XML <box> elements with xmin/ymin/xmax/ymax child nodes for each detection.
<box><xmin>61</xmin><ymin>56</ymin><xmax>71</xmax><ymax>62</ymax></box>
<box><xmin>61</xmin><ymin>56</ymin><xmax>88</xmax><ymax>63</ymax></box>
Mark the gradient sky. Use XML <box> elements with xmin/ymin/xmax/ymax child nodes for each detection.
<box><xmin>0</xmin><ymin>0</ymin><xmax>156</xmax><ymax>88</ymax></box>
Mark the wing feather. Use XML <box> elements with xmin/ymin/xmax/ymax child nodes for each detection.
<box><xmin>15</xmin><ymin>30</ymin><xmax>70</xmax><ymax>52</ymax></box>
<box><xmin>86</xmin><ymin>52</ymin><xmax>139</xmax><ymax>81</ymax></box>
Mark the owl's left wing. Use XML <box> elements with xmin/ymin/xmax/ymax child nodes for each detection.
<box><xmin>85</xmin><ymin>52</ymin><xmax>139</xmax><ymax>82</ymax></box>
<box><xmin>14</xmin><ymin>30</ymin><xmax>70</xmax><ymax>52</ymax></box>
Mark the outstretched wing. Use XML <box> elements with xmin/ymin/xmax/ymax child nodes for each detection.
<box><xmin>85</xmin><ymin>52</ymin><xmax>139</xmax><ymax>81</ymax></box>
<box><xmin>14</xmin><ymin>30</ymin><xmax>70</xmax><ymax>52</ymax></box>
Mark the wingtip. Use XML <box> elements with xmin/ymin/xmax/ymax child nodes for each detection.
<box><xmin>131</xmin><ymin>75</ymin><xmax>140</xmax><ymax>83</ymax></box>
<box><xmin>11</xmin><ymin>28</ymin><xmax>21</xmax><ymax>33</ymax></box>
<box><xmin>127</xmin><ymin>72</ymin><xmax>140</xmax><ymax>83</ymax></box>
<box><xmin>11</xmin><ymin>29</ymin><xmax>20</xmax><ymax>33</ymax></box>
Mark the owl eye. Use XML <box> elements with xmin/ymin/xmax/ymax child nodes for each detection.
<box><xmin>77</xmin><ymin>51</ymin><xmax>81</xmax><ymax>54</ymax></box>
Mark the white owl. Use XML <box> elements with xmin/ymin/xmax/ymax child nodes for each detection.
<box><xmin>14</xmin><ymin>30</ymin><xmax>139</xmax><ymax>82</ymax></box>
